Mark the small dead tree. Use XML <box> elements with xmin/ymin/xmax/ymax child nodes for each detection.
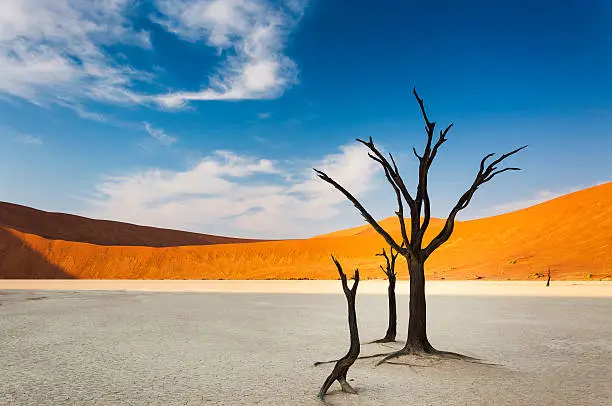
<box><xmin>314</xmin><ymin>88</ymin><xmax>525</xmax><ymax>363</ymax></box>
<box><xmin>372</xmin><ymin>245</ymin><xmax>400</xmax><ymax>343</ymax></box>
<box><xmin>546</xmin><ymin>268</ymin><xmax>551</xmax><ymax>287</ymax></box>
<box><xmin>318</xmin><ymin>256</ymin><xmax>360</xmax><ymax>400</ymax></box>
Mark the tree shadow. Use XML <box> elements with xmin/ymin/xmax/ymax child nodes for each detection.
<box><xmin>0</xmin><ymin>228</ymin><xmax>74</xmax><ymax>279</ymax></box>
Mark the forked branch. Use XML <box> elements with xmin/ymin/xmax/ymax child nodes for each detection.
<box><xmin>314</xmin><ymin>169</ymin><xmax>408</xmax><ymax>257</ymax></box>
<box><xmin>376</xmin><ymin>245</ymin><xmax>401</xmax><ymax>278</ymax></box>
<box><xmin>423</xmin><ymin>145</ymin><xmax>527</xmax><ymax>258</ymax></box>
<box><xmin>332</xmin><ymin>255</ymin><xmax>359</xmax><ymax>298</ymax></box>
<box><xmin>356</xmin><ymin>137</ymin><xmax>419</xmax><ymax>246</ymax></box>
<box><xmin>412</xmin><ymin>89</ymin><xmax>456</xmax><ymax>245</ymax></box>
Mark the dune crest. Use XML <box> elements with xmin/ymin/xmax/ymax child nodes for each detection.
<box><xmin>1</xmin><ymin>182</ymin><xmax>611</xmax><ymax>280</ymax></box>
<box><xmin>0</xmin><ymin>201</ymin><xmax>263</xmax><ymax>247</ymax></box>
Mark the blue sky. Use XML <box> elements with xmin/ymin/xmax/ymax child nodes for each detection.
<box><xmin>0</xmin><ymin>0</ymin><xmax>611</xmax><ymax>239</ymax></box>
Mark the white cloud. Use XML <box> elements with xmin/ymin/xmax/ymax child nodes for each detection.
<box><xmin>0</xmin><ymin>0</ymin><xmax>307</xmax><ymax>113</ymax></box>
<box><xmin>72</xmin><ymin>105</ymin><xmax>107</xmax><ymax>122</ymax></box>
<box><xmin>258</xmin><ymin>112</ymin><xmax>271</xmax><ymax>119</ymax></box>
<box><xmin>152</xmin><ymin>0</ymin><xmax>305</xmax><ymax>108</ymax></box>
<box><xmin>82</xmin><ymin>143</ymin><xmax>381</xmax><ymax>238</ymax></box>
<box><xmin>0</xmin><ymin>0</ymin><xmax>150</xmax><ymax>107</ymax></box>
<box><xmin>144</xmin><ymin>122</ymin><xmax>177</xmax><ymax>146</ymax></box>
<box><xmin>15</xmin><ymin>133</ymin><xmax>43</xmax><ymax>146</ymax></box>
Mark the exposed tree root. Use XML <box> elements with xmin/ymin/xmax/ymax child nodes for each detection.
<box><xmin>315</xmin><ymin>345</ymin><xmax>494</xmax><ymax>369</ymax></box>
<box><xmin>384</xmin><ymin>355</ymin><xmax>501</xmax><ymax>368</ymax></box>
<box><xmin>315</xmin><ymin>340</ymin><xmax>403</xmax><ymax>366</ymax></box>
<box><xmin>339</xmin><ymin>379</ymin><xmax>357</xmax><ymax>394</ymax></box>
<box><xmin>314</xmin><ymin>352</ymin><xmax>393</xmax><ymax>366</ymax></box>
<box><xmin>431</xmin><ymin>349</ymin><xmax>480</xmax><ymax>361</ymax></box>
<box><xmin>375</xmin><ymin>346</ymin><xmax>487</xmax><ymax>367</ymax></box>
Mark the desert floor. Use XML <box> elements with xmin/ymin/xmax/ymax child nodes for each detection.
<box><xmin>1</xmin><ymin>281</ymin><xmax>611</xmax><ymax>405</ymax></box>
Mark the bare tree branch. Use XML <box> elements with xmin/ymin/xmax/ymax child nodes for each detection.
<box><xmin>489</xmin><ymin>145</ymin><xmax>528</xmax><ymax>168</ymax></box>
<box><xmin>356</xmin><ymin>137</ymin><xmax>417</xmax><ymax>209</ymax></box>
<box><xmin>388</xmin><ymin>153</ymin><xmax>400</xmax><ymax>176</ymax></box>
<box><xmin>429</xmin><ymin>123</ymin><xmax>454</xmax><ymax>165</ymax></box>
<box><xmin>413</xmin><ymin>147</ymin><xmax>423</xmax><ymax>161</ymax></box>
<box><xmin>376</xmin><ymin>248</ymin><xmax>392</xmax><ymax>277</ymax></box>
<box><xmin>361</xmin><ymin>152</ymin><xmax>411</xmax><ymax>248</ymax></box>
<box><xmin>331</xmin><ymin>255</ymin><xmax>351</xmax><ymax>297</ymax></box>
<box><xmin>379</xmin><ymin>264</ymin><xmax>388</xmax><ymax>276</ymax></box>
<box><xmin>355</xmin><ymin>137</ymin><xmax>417</xmax><ymax>252</ymax></box>
<box><xmin>483</xmin><ymin>167</ymin><xmax>520</xmax><ymax>183</ymax></box>
<box><xmin>423</xmin><ymin>145</ymin><xmax>527</xmax><ymax>258</ymax></box>
<box><xmin>331</xmin><ymin>255</ymin><xmax>360</xmax><ymax>296</ymax></box>
<box><xmin>382</xmin><ymin>164</ymin><xmax>411</xmax><ymax>248</ymax></box>
<box><xmin>418</xmin><ymin>123</ymin><xmax>451</xmax><ymax>240</ymax></box>
<box><xmin>314</xmin><ymin>169</ymin><xmax>406</xmax><ymax>255</ymax></box>
<box><xmin>413</xmin><ymin>87</ymin><xmax>435</xmax><ymax>134</ymax></box>
<box><xmin>351</xmin><ymin>269</ymin><xmax>360</xmax><ymax>296</ymax></box>
<box><xmin>412</xmin><ymin>88</ymin><xmax>439</xmax><ymax>165</ymax></box>
<box><xmin>419</xmin><ymin>185</ymin><xmax>431</xmax><ymax>243</ymax></box>
<box><xmin>412</xmin><ymin>91</ymin><xmax>456</xmax><ymax>248</ymax></box>
<box><xmin>376</xmin><ymin>244</ymin><xmax>402</xmax><ymax>278</ymax></box>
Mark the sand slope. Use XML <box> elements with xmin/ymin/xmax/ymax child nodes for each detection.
<box><xmin>0</xmin><ymin>201</ymin><xmax>263</xmax><ymax>247</ymax></box>
<box><xmin>1</xmin><ymin>182</ymin><xmax>611</xmax><ymax>280</ymax></box>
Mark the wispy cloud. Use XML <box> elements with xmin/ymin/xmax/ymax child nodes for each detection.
<box><xmin>0</xmin><ymin>0</ymin><xmax>151</xmax><ymax>108</ymax></box>
<box><xmin>0</xmin><ymin>0</ymin><xmax>308</xmax><ymax>115</ymax></box>
<box><xmin>258</xmin><ymin>112</ymin><xmax>272</xmax><ymax>119</ymax></box>
<box><xmin>72</xmin><ymin>105</ymin><xmax>107</xmax><ymax>122</ymax></box>
<box><xmin>152</xmin><ymin>0</ymin><xmax>306</xmax><ymax>108</ymax></box>
<box><xmin>144</xmin><ymin>122</ymin><xmax>177</xmax><ymax>146</ymax></box>
<box><xmin>82</xmin><ymin>143</ymin><xmax>381</xmax><ymax>238</ymax></box>
<box><xmin>15</xmin><ymin>133</ymin><xmax>43</xmax><ymax>146</ymax></box>
<box><xmin>1</xmin><ymin>126</ymin><xmax>44</xmax><ymax>146</ymax></box>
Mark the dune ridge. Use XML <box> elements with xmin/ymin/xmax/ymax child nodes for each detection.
<box><xmin>1</xmin><ymin>182</ymin><xmax>611</xmax><ymax>280</ymax></box>
<box><xmin>0</xmin><ymin>201</ymin><xmax>264</xmax><ymax>247</ymax></box>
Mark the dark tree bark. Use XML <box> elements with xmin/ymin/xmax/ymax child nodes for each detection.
<box><xmin>385</xmin><ymin>276</ymin><xmax>397</xmax><ymax>340</ymax></box>
<box><xmin>546</xmin><ymin>268</ymin><xmax>551</xmax><ymax>287</ymax></box>
<box><xmin>372</xmin><ymin>246</ymin><xmax>400</xmax><ymax>343</ymax></box>
<box><xmin>406</xmin><ymin>258</ymin><xmax>431</xmax><ymax>351</ymax></box>
<box><xmin>314</xmin><ymin>88</ymin><xmax>526</xmax><ymax>363</ymax></box>
<box><xmin>318</xmin><ymin>256</ymin><xmax>360</xmax><ymax>400</ymax></box>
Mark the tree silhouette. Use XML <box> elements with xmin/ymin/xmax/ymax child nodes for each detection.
<box><xmin>371</xmin><ymin>245</ymin><xmax>400</xmax><ymax>343</ymax></box>
<box><xmin>318</xmin><ymin>256</ymin><xmax>360</xmax><ymax>400</ymax></box>
<box><xmin>314</xmin><ymin>88</ymin><xmax>526</xmax><ymax>363</ymax></box>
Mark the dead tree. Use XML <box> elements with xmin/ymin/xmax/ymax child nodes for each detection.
<box><xmin>318</xmin><ymin>256</ymin><xmax>360</xmax><ymax>400</ymax></box>
<box><xmin>546</xmin><ymin>268</ymin><xmax>551</xmax><ymax>287</ymax></box>
<box><xmin>314</xmin><ymin>88</ymin><xmax>526</xmax><ymax>363</ymax></box>
<box><xmin>371</xmin><ymin>245</ymin><xmax>400</xmax><ymax>343</ymax></box>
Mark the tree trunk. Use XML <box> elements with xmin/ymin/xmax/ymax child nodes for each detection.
<box><xmin>384</xmin><ymin>277</ymin><xmax>397</xmax><ymax>341</ymax></box>
<box><xmin>403</xmin><ymin>258</ymin><xmax>432</xmax><ymax>352</ymax></box>
<box><xmin>318</xmin><ymin>293</ymin><xmax>360</xmax><ymax>399</ymax></box>
<box><xmin>318</xmin><ymin>265</ymin><xmax>360</xmax><ymax>400</ymax></box>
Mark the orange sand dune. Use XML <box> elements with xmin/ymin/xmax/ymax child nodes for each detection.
<box><xmin>1</xmin><ymin>183</ymin><xmax>611</xmax><ymax>280</ymax></box>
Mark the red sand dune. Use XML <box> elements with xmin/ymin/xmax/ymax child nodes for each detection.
<box><xmin>1</xmin><ymin>182</ymin><xmax>611</xmax><ymax>280</ymax></box>
<box><xmin>0</xmin><ymin>202</ymin><xmax>263</xmax><ymax>247</ymax></box>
